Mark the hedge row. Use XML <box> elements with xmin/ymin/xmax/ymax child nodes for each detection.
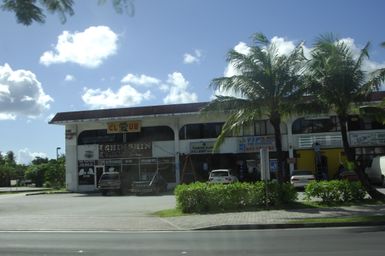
<box><xmin>174</xmin><ymin>181</ymin><xmax>297</xmax><ymax>213</ymax></box>
<box><xmin>304</xmin><ymin>180</ymin><xmax>366</xmax><ymax>204</ymax></box>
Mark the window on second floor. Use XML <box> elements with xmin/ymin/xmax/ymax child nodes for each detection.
<box><xmin>292</xmin><ymin>117</ymin><xmax>340</xmax><ymax>134</ymax></box>
<box><xmin>179</xmin><ymin>123</ymin><xmax>224</xmax><ymax>140</ymax></box>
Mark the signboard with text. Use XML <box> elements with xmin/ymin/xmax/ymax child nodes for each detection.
<box><xmin>350</xmin><ymin>132</ymin><xmax>385</xmax><ymax>146</ymax></box>
<box><xmin>190</xmin><ymin>141</ymin><xmax>215</xmax><ymax>154</ymax></box>
<box><xmin>78</xmin><ymin>160</ymin><xmax>95</xmax><ymax>185</ymax></box>
<box><xmin>99</xmin><ymin>143</ymin><xmax>152</xmax><ymax>159</ymax></box>
<box><xmin>107</xmin><ymin>121</ymin><xmax>141</xmax><ymax>134</ymax></box>
<box><xmin>238</xmin><ymin>136</ymin><xmax>276</xmax><ymax>153</ymax></box>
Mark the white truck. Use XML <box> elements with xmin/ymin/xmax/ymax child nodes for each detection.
<box><xmin>365</xmin><ymin>156</ymin><xmax>385</xmax><ymax>186</ymax></box>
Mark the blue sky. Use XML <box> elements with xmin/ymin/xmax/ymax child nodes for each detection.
<box><xmin>0</xmin><ymin>0</ymin><xmax>384</xmax><ymax>163</ymax></box>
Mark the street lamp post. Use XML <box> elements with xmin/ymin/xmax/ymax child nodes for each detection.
<box><xmin>56</xmin><ymin>147</ymin><xmax>61</xmax><ymax>160</ymax></box>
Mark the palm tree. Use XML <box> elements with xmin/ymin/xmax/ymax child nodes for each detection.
<box><xmin>203</xmin><ymin>33</ymin><xmax>306</xmax><ymax>182</ymax></box>
<box><xmin>1</xmin><ymin>0</ymin><xmax>134</xmax><ymax>25</ymax></box>
<box><xmin>306</xmin><ymin>34</ymin><xmax>385</xmax><ymax>200</ymax></box>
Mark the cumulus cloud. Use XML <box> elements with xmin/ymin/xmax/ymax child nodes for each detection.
<box><xmin>121</xmin><ymin>73</ymin><xmax>161</xmax><ymax>86</ymax></box>
<box><xmin>83</xmin><ymin>71</ymin><xmax>199</xmax><ymax>108</ymax></box>
<box><xmin>183</xmin><ymin>49</ymin><xmax>202</xmax><ymax>64</ymax></box>
<box><xmin>64</xmin><ymin>74</ymin><xmax>75</xmax><ymax>81</ymax></box>
<box><xmin>0</xmin><ymin>64</ymin><xmax>53</xmax><ymax>120</ymax></box>
<box><xmin>82</xmin><ymin>85</ymin><xmax>152</xmax><ymax>109</ymax></box>
<box><xmin>40</xmin><ymin>26</ymin><xmax>118</xmax><ymax>68</ymax></box>
<box><xmin>163</xmin><ymin>72</ymin><xmax>198</xmax><ymax>104</ymax></box>
<box><xmin>338</xmin><ymin>38</ymin><xmax>385</xmax><ymax>72</ymax></box>
<box><xmin>17</xmin><ymin>148</ymin><xmax>47</xmax><ymax>165</ymax></box>
<box><xmin>223</xmin><ymin>42</ymin><xmax>249</xmax><ymax>78</ymax></box>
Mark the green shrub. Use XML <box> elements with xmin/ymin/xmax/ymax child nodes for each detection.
<box><xmin>305</xmin><ymin>180</ymin><xmax>366</xmax><ymax>204</ymax></box>
<box><xmin>175</xmin><ymin>181</ymin><xmax>297</xmax><ymax>213</ymax></box>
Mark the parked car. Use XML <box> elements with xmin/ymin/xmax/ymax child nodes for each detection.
<box><xmin>290</xmin><ymin>170</ymin><xmax>315</xmax><ymax>188</ymax></box>
<box><xmin>208</xmin><ymin>169</ymin><xmax>238</xmax><ymax>184</ymax></box>
<box><xmin>131</xmin><ymin>171</ymin><xmax>168</xmax><ymax>195</ymax></box>
<box><xmin>365</xmin><ymin>156</ymin><xmax>385</xmax><ymax>186</ymax></box>
<box><xmin>98</xmin><ymin>172</ymin><xmax>121</xmax><ymax>196</ymax></box>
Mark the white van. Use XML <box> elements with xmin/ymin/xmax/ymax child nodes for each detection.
<box><xmin>365</xmin><ymin>156</ymin><xmax>385</xmax><ymax>186</ymax></box>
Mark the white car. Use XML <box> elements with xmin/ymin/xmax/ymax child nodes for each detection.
<box><xmin>290</xmin><ymin>170</ymin><xmax>315</xmax><ymax>188</ymax></box>
<box><xmin>365</xmin><ymin>156</ymin><xmax>385</xmax><ymax>186</ymax></box>
<box><xmin>208</xmin><ymin>169</ymin><xmax>238</xmax><ymax>184</ymax></box>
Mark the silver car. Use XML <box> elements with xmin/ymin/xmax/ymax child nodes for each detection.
<box><xmin>208</xmin><ymin>169</ymin><xmax>238</xmax><ymax>184</ymax></box>
<box><xmin>290</xmin><ymin>170</ymin><xmax>315</xmax><ymax>188</ymax></box>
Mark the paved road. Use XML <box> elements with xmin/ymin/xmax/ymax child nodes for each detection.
<box><xmin>2</xmin><ymin>192</ymin><xmax>385</xmax><ymax>231</ymax></box>
<box><xmin>1</xmin><ymin>227</ymin><xmax>385</xmax><ymax>255</ymax></box>
<box><xmin>0</xmin><ymin>193</ymin><xmax>177</xmax><ymax>231</ymax></box>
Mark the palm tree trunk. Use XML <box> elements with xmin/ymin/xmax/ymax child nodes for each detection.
<box><xmin>270</xmin><ymin>112</ymin><xmax>284</xmax><ymax>183</ymax></box>
<box><xmin>338</xmin><ymin>115</ymin><xmax>385</xmax><ymax>201</ymax></box>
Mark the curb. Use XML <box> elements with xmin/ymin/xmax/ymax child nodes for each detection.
<box><xmin>25</xmin><ymin>191</ymin><xmax>72</xmax><ymax>196</ymax></box>
<box><xmin>0</xmin><ymin>189</ymin><xmax>51</xmax><ymax>195</ymax></box>
<box><xmin>196</xmin><ymin>221</ymin><xmax>385</xmax><ymax>230</ymax></box>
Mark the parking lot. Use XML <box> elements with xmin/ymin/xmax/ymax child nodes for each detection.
<box><xmin>0</xmin><ymin>192</ymin><xmax>177</xmax><ymax>231</ymax></box>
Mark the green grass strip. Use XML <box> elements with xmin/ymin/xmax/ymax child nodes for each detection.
<box><xmin>290</xmin><ymin>215</ymin><xmax>385</xmax><ymax>224</ymax></box>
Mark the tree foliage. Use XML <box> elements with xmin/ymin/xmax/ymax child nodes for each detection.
<box><xmin>0</xmin><ymin>150</ymin><xmax>26</xmax><ymax>186</ymax></box>
<box><xmin>203</xmin><ymin>32</ymin><xmax>306</xmax><ymax>181</ymax></box>
<box><xmin>26</xmin><ymin>156</ymin><xmax>65</xmax><ymax>188</ymax></box>
<box><xmin>305</xmin><ymin>34</ymin><xmax>385</xmax><ymax>200</ymax></box>
<box><xmin>0</xmin><ymin>151</ymin><xmax>65</xmax><ymax>188</ymax></box>
<box><xmin>1</xmin><ymin>0</ymin><xmax>134</xmax><ymax>25</ymax></box>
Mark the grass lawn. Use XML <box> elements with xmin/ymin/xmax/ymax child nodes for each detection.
<box><xmin>289</xmin><ymin>215</ymin><xmax>385</xmax><ymax>224</ymax></box>
<box><xmin>152</xmin><ymin>208</ymin><xmax>187</xmax><ymax>217</ymax></box>
<box><xmin>152</xmin><ymin>199</ymin><xmax>385</xmax><ymax>217</ymax></box>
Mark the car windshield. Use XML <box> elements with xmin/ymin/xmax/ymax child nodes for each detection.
<box><xmin>292</xmin><ymin>170</ymin><xmax>313</xmax><ymax>176</ymax></box>
<box><xmin>210</xmin><ymin>171</ymin><xmax>230</xmax><ymax>177</ymax></box>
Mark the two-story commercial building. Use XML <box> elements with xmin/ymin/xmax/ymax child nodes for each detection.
<box><xmin>50</xmin><ymin>92</ymin><xmax>385</xmax><ymax>192</ymax></box>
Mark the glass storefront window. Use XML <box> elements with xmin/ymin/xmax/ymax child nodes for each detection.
<box><xmin>348</xmin><ymin>115</ymin><xmax>385</xmax><ymax>131</ymax></box>
<box><xmin>78</xmin><ymin>126</ymin><xmax>174</xmax><ymax>145</ymax></box>
<box><xmin>179</xmin><ymin>123</ymin><xmax>224</xmax><ymax>140</ymax></box>
<box><xmin>292</xmin><ymin>117</ymin><xmax>339</xmax><ymax>134</ymax></box>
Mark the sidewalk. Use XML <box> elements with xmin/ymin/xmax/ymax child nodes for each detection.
<box><xmin>0</xmin><ymin>187</ymin><xmax>51</xmax><ymax>193</ymax></box>
<box><xmin>163</xmin><ymin>204</ymin><xmax>385</xmax><ymax>230</ymax></box>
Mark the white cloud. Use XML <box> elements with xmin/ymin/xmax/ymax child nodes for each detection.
<box><xmin>121</xmin><ymin>73</ymin><xmax>161</xmax><ymax>86</ymax></box>
<box><xmin>233</xmin><ymin>42</ymin><xmax>250</xmax><ymax>55</ymax></box>
<box><xmin>163</xmin><ymin>72</ymin><xmax>198</xmax><ymax>104</ymax></box>
<box><xmin>82</xmin><ymin>85</ymin><xmax>152</xmax><ymax>109</ymax></box>
<box><xmin>271</xmin><ymin>36</ymin><xmax>296</xmax><ymax>56</ymax></box>
<box><xmin>183</xmin><ymin>49</ymin><xmax>202</xmax><ymax>64</ymax></box>
<box><xmin>83</xmin><ymin>71</ymin><xmax>199</xmax><ymax>107</ymax></box>
<box><xmin>218</xmin><ymin>35</ymin><xmax>385</xmax><ymax>99</ymax></box>
<box><xmin>0</xmin><ymin>64</ymin><xmax>53</xmax><ymax>120</ymax></box>
<box><xmin>64</xmin><ymin>74</ymin><xmax>75</xmax><ymax>81</ymax></box>
<box><xmin>40</xmin><ymin>26</ymin><xmax>118</xmax><ymax>68</ymax></box>
<box><xmin>17</xmin><ymin>148</ymin><xmax>47</xmax><ymax>165</ymax></box>
<box><xmin>0</xmin><ymin>113</ymin><xmax>16</xmax><ymax>120</ymax></box>
<box><xmin>338</xmin><ymin>38</ymin><xmax>385</xmax><ymax>73</ymax></box>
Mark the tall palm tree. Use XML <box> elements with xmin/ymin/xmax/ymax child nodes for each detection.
<box><xmin>203</xmin><ymin>33</ymin><xmax>306</xmax><ymax>182</ymax></box>
<box><xmin>306</xmin><ymin>34</ymin><xmax>385</xmax><ymax>200</ymax></box>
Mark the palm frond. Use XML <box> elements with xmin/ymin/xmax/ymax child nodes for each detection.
<box><xmin>353</xmin><ymin>41</ymin><xmax>370</xmax><ymax>73</ymax></box>
<box><xmin>252</xmin><ymin>32</ymin><xmax>270</xmax><ymax>46</ymax></box>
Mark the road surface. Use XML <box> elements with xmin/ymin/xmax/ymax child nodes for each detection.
<box><xmin>1</xmin><ymin>227</ymin><xmax>385</xmax><ymax>255</ymax></box>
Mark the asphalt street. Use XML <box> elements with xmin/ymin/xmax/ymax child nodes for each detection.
<box><xmin>0</xmin><ymin>192</ymin><xmax>177</xmax><ymax>231</ymax></box>
<box><xmin>0</xmin><ymin>227</ymin><xmax>385</xmax><ymax>256</ymax></box>
<box><xmin>2</xmin><ymin>190</ymin><xmax>385</xmax><ymax>231</ymax></box>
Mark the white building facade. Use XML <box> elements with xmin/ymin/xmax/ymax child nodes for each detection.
<box><xmin>50</xmin><ymin>93</ymin><xmax>385</xmax><ymax>192</ymax></box>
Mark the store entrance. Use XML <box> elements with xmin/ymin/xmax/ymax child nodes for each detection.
<box><xmin>94</xmin><ymin>165</ymin><xmax>105</xmax><ymax>188</ymax></box>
